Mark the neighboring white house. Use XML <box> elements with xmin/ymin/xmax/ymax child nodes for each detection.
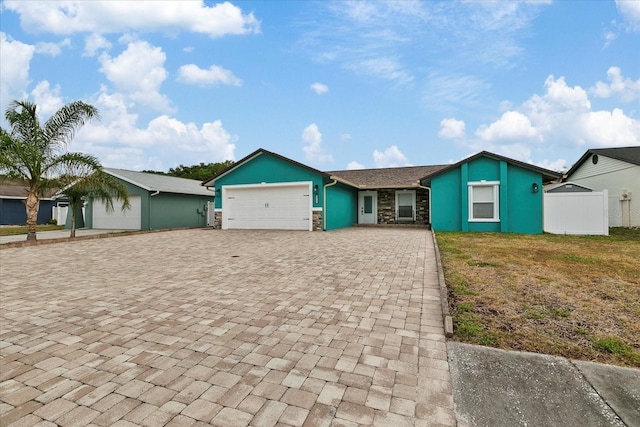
<box><xmin>565</xmin><ymin>147</ymin><xmax>640</xmax><ymax>227</ymax></box>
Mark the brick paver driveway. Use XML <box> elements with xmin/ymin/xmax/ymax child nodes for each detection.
<box><xmin>1</xmin><ymin>228</ymin><xmax>456</xmax><ymax>426</ymax></box>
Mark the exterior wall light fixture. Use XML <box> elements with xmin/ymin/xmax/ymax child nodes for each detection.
<box><xmin>313</xmin><ymin>184</ymin><xmax>319</xmax><ymax>203</ymax></box>
<box><xmin>532</xmin><ymin>183</ymin><xmax>539</xmax><ymax>193</ymax></box>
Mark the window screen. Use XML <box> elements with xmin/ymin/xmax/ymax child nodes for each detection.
<box><xmin>468</xmin><ymin>183</ymin><xmax>499</xmax><ymax>221</ymax></box>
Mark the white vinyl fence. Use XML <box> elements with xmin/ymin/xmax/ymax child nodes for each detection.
<box><xmin>544</xmin><ymin>190</ymin><xmax>609</xmax><ymax>235</ymax></box>
<box><xmin>51</xmin><ymin>204</ymin><xmax>68</xmax><ymax>226</ymax></box>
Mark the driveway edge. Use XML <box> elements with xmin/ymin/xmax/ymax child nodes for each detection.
<box><xmin>431</xmin><ymin>230</ymin><xmax>454</xmax><ymax>337</ymax></box>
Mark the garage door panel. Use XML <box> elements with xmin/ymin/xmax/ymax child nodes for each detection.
<box><xmin>93</xmin><ymin>195</ymin><xmax>141</xmax><ymax>230</ymax></box>
<box><xmin>223</xmin><ymin>184</ymin><xmax>311</xmax><ymax>230</ymax></box>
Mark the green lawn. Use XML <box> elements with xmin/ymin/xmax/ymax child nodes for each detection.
<box><xmin>0</xmin><ymin>225</ymin><xmax>65</xmax><ymax>236</ymax></box>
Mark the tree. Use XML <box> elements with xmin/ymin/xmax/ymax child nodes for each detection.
<box><xmin>0</xmin><ymin>99</ymin><xmax>100</xmax><ymax>240</ymax></box>
<box><xmin>144</xmin><ymin>161</ymin><xmax>234</xmax><ymax>181</ymax></box>
<box><xmin>62</xmin><ymin>171</ymin><xmax>131</xmax><ymax>238</ymax></box>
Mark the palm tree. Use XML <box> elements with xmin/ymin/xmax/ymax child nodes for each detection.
<box><xmin>0</xmin><ymin>99</ymin><xmax>100</xmax><ymax>240</ymax></box>
<box><xmin>62</xmin><ymin>171</ymin><xmax>131</xmax><ymax>238</ymax></box>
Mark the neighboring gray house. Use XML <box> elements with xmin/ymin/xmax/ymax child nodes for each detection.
<box><xmin>565</xmin><ymin>146</ymin><xmax>640</xmax><ymax>227</ymax></box>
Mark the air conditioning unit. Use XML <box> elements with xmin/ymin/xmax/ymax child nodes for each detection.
<box><xmin>620</xmin><ymin>189</ymin><xmax>632</xmax><ymax>201</ymax></box>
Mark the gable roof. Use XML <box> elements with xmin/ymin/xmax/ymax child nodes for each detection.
<box><xmin>420</xmin><ymin>151</ymin><xmax>562</xmax><ymax>184</ymax></box>
<box><xmin>544</xmin><ymin>182</ymin><xmax>592</xmax><ymax>192</ymax></box>
<box><xmin>328</xmin><ymin>165</ymin><xmax>449</xmax><ymax>189</ymax></box>
<box><xmin>105</xmin><ymin>168</ymin><xmax>214</xmax><ymax>196</ymax></box>
<box><xmin>565</xmin><ymin>146</ymin><xmax>640</xmax><ymax>176</ymax></box>
<box><xmin>201</xmin><ymin>148</ymin><xmax>333</xmax><ymax>187</ymax></box>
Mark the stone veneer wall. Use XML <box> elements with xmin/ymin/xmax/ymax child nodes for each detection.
<box><xmin>213</xmin><ymin>211</ymin><xmax>222</xmax><ymax>229</ymax></box>
<box><xmin>312</xmin><ymin>211</ymin><xmax>322</xmax><ymax>231</ymax></box>
<box><xmin>376</xmin><ymin>188</ymin><xmax>430</xmax><ymax>225</ymax></box>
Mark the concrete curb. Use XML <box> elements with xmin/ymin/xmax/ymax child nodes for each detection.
<box><xmin>431</xmin><ymin>229</ymin><xmax>454</xmax><ymax>337</ymax></box>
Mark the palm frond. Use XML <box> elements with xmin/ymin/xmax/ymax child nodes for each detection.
<box><xmin>43</xmin><ymin>101</ymin><xmax>100</xmax><ymax>149</ymax></box>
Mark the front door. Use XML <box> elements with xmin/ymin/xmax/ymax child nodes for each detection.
<box><xmin>358</xmin><ymin>191</ymin><xmax>377</xmax><ymax>224</ymax></box>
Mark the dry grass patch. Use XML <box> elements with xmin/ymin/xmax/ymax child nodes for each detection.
<box><xmin>436</xmin><ymin>228</ymin><xmax>640</xmax><ymax>367</ymax></box>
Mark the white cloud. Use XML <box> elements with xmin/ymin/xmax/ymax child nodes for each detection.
<box><xmin>302</xmin><ymin>123</ymin><xmax>334</xmax><ymax>164</ymax></box>
<box><xmin>475</xmin><ymin>111</ymin><xmax>539</xmax><ymax>142</ymax></box>
<box><xmin>602</xmin><ymin>30</ymin><xmax>617</xmax><ymax>49</ymax></box>
<box><xmin>541</xmin><ymin>75</ymin><xmax>591</xmax><ymax>111</ymax></box>
<box><xmin>84</xmin><ymin>34</ymin><xmax>112</xmax><ymax>57</ymax></box>
<box><xmin>4</xmin><ymin>1</ymin><xmax>260</xmax><ymax>38</ymax></box>
<box><xmin>0</xmin><ymin>33</ymin><xmax>34</xmax><ymax>109</ymax></box>
<box><xmin>439</xmin><ymin>118</ymin><xmax>466</xmax><ymax>139</ymax></box>
<box><xmin>75</xmin><ymin>88</ymin><xmax>236</xmax><ymax>170</ymax></box>
<box><xmin>424</xmin><ymin>72</ymin><xmax>491</xmax><ymax>110</ymax></box>
<box><xmin>310</xmin><ymin>82</ymin><xmax>328</xmax><ymax>95</ymax></box>
<box><xmin>580</xmin><ymin>109</ymin><xmax>640</xmax><ymax>147</ymax></box>
<box><xmin>348</xmin><ymin>57</ymin><xmax>413</xmax><ymax>84</ymax></box>
<box><xmin>468</xmin><ymin>71</ymin><xmax>640</xmax><ymax>162</ymax></box>
<box><xmin>29</xmin><ymin>81</ymin><xmax>64</xmax><ymax>117</ymax></box>
<box><xmin>34</xmin><ymin>38</ymin><xmax>71</xmax><ymax>56</ymax></box>
<box><xmin>99</xmin><ymin>40</ymin><xmax>172</xmax><ymax>112</ymax></box>
<box><xmin>616</xmin><ymin>0</ymin><xmax>640</xmax><ymax>31</ymax></box>
<box><xmin>523</xmin><ymin>74</ymin><xmax>639</xmax><ymax>147</ymax></box>
<box><xmin>591</xmin><ymin>67</ymin><xmax>640</xmax><ymax>102</ymax></box>
<box><xmin>177</xmin><ymin>64</ymin><xmax>242</xmax><ymax>87</ymax></box>
<box><xmin>347</xmin><ymin>161</ymin><xmax>365</xmax><ymax>170</ymax></box>
<box><xmin>373</xmin><ymin>145</ymin><xmax>411</xmax><ymax>168</ymax></box>
<box><xmin>536</xmin><ymin>158</ymin><xmax>568</xmax><ymax>172</ymax></box>
<box><xmin>340</xmin><ymin>133</ymin><xmax>352</xmax><ymax>140</ymax></box>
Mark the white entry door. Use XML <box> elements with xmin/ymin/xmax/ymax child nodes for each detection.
<box><xmin>358</xmin><ymin>191</ymin><xmax>377</xmax><ymax>224</ymax></box>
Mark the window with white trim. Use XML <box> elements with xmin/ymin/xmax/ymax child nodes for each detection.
<box><xmin>468</xmin><ymin>181</ymin><xmax>499</xmax><ymax>222</ymax></box>
<box><xmin>395</xmin><ymin>190</ymin><xmax>416</xmax><ymax>221</ymax></box>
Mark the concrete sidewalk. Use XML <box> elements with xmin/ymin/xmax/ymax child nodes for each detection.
<box><xmin>448</xmin><ymin>342</ymin><xmax>640</xmax><ymax>427</ymax></box>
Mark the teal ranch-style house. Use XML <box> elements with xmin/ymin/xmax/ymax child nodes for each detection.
<box><xmin>421</xmin><ymin>151</ymin><xmax>561</xmax><ymax>233</ymax></box>
<box><xmin>202</xmin><ymin>148</ymin><xmax>561</xmax><ymax>234</ymax></box>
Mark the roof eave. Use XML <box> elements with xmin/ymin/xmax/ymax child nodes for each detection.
<box><xmin>356</xmin><ymin>182</ymin><xmax>424</xmax><ymax>189</ymax></box>
<box><xmin>420</xmin><ymin>151</ymin><xmax>562</xmax><ymax>183</ymax></box>
<box><xmin>328</xmin><ymin>175</ymin><xmax>360</xmax><ymax>189</ymax></box>
<box><xmin>202</xmin><ymin>148</ymin><xmax>332</xmax><ymax>187</ymax></box>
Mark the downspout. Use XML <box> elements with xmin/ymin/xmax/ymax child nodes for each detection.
<box><xmin>323</xmin><ymin>179</ymin><xmax>338</xmax><ymax>231</ymax></box>
<box><xmin>149</xmin><ymin>191</ymin><xmax>159</xmax><ymax>230</ymax></box>
<box><xmin>417</xmin><ymin>184</ymin><xmax>432</xmax><ymax>227</ymax></box>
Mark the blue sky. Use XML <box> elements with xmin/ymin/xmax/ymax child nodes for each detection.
<box><xmin>1</xmin><ymin>1</ymin><xmax>639</xmax><ymax>173</ymax></box>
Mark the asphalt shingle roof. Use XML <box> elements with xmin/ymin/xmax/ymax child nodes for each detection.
<box><xmin>105</xmin><ymin>168</ymin><xmax>214</xmax><ymax>197</ymax></box>
<box><xmin>327</xmin><ymin>165</ymin><xmax>449</xmax><ymax>188</ymax></box>
<box><xmin>0</xmin><ymin>180</ymin><xmax>58</xmax><ymax>199</ymax></box>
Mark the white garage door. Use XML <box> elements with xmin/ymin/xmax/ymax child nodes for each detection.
<box><xmin>223</xmin><ymin>184</ymin><xmax>312</xmax><ymax>230</ymax></box>
<box><xmin>92</xmin><ymin>195</ymin><xmax>141</xmax><ymax>230</ymax></box>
